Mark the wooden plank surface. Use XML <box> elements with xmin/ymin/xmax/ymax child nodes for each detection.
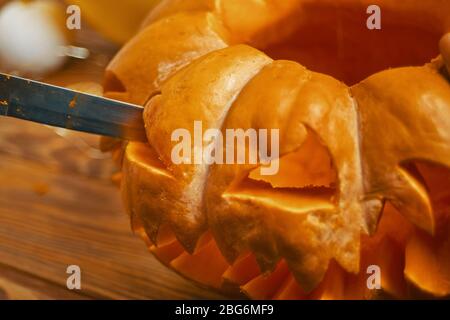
<box><xmin>0</xmin><ymin>262</ymin><xmax>89</xmax><ymax>300</ymax></box>
<box><xmin>0</xmin><ymin>19</ymin><xmax>225</xmax><ymax>300</ymax></box>
<box><xmin>0</xmin><ymin>132</ymin><xmax>223</xmax><ymax>299</ymax></box>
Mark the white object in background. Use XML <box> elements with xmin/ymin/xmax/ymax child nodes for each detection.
<box><xmin>0</xmin><ymin>0</ymin><xmax>69</xmax><ymax>76</ymax></box>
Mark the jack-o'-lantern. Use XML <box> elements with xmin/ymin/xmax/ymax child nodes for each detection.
<box><xmin>104</xmin><ymin>0</ymin><xmax>450</xmax><ymax>299</ymax></box>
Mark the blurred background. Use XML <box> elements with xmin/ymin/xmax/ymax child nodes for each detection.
<box><xmin>0</xmin><ymin>0</ymin><xmax>223</xmax><ymax>300</ymax></box>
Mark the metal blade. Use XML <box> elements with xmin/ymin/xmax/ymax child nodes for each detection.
<box><xmin>0</xmin><ymin>72</ymin><xmax>147</xmax><ymax>141</ymax></box>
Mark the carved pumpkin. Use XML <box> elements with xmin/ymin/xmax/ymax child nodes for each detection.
<box><xmin>104</xmin><ymin>0</ymin><xmax>450</xmax><ymax>299</ymax></box>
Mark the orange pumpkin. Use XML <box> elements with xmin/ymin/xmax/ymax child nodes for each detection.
<box><xmin>104</xmin><ymin>0</ymin><xmax>450</xmax><ymax>299</ymax></box>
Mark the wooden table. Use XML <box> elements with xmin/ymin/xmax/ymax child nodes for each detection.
<box><xmin>0</xmin><ymin>25</ymin><xmax>224</xmax><ymax>300</ymax></box>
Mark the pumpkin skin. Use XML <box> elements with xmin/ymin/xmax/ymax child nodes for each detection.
<box><xmin>104</xmin><ymin>0</ymin><xmax>450</xmax><ymax>299</ymax></box>
<box><xmin>65</xmin><ymin>0</ymin><xmax>161</xmax><ymax>44</ymax></box>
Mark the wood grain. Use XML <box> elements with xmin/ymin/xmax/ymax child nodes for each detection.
<box><xmin>0</xmin><ymin>118</ymin><xmax>224</xmax><ymax>300</ymax></box>
<box><xmin>0</xmin><ymin>262</ymin><xmax>89</xmax><ymax>300</ymax></box>
<box><xmin>0</xmin><ymin>17</ymin><xmax>225</xmax><ymax>300</ymax></box>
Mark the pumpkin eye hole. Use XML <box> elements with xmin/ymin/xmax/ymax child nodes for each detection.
<box><xmin>248</xmin><ymin>129</ymin><xmax>336</xmax><ymax>190</ymax></box>
<box><xmin>401</xmin><ymin>160</ymin><xmax>450</xmax><ymax>226</ymax></box>
<box><xmin>250</xmin><ymin>4</ymin><xmax>441</xmax><ymax>85</ymax></box>
<box><xmin>225</xmin><ymin>130</ymin><xmax>337</xmax><ymax>212</ymax></box>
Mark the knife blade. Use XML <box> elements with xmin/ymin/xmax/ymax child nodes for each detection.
<box><xmin>0</xmin><ymin>72</ymin><xmax>147</xmax><ymax>142</ymax></box>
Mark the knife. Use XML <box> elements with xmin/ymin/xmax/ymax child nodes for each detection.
<box><xmin>0</xmin><ymin>72</ymin><xmax>147</xmax><ymax>142</ymax></box>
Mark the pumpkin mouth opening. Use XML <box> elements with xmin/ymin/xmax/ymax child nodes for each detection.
<box><xmin>224</xmin><ymin>178</ymin><xmax>335</xmax><ymax>213</ymax></box>
<box><xmin>251</xmin><ymin>4</ymin><xmax>441</xmax><ymax>85</ymax></box>
<box><xmin>225</xmin><ymin>130</ymin><xmax>337</xmax><ymax>212</ymax></box>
